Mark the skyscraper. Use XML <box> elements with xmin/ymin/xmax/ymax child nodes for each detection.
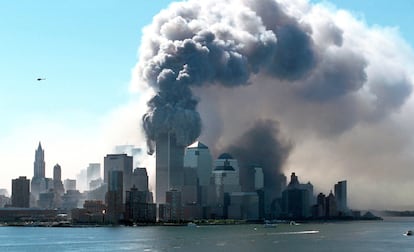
<box><xmin>131</xmin><ymin>168</ymin><xmax>149</xmax><ymax>192</ymax></box>
<box><xmin>104</xmin><ymin>154</ymin><xmax>133</xmax><ymax>198</ymax></box>
<box><xmin>53</xmin><ymin>164</ymin><xmax>64</xmax><ymax>195</ymax></box>
<box><xmin>184</xmin><ymin>141</ymin><xmax>212</xmax><ymax>186</ymax></box>
<box><xmin>106</xmin><ymin>170</ymin><xmax>123</xmax><ymax>224</ymax></box>
<box><xmin>34</xmin><ymin>142</ymin><xmax>45</xmax><ymax>178</ymax></box>
<box><xmin>12</xmin><ymin>176</ymin><xmax>30</xmax><ymax>208</ymax></box>
<box><xmin>31</xmin><ymin>142</ymin><xmax>46</xmax><ymax>201</ymax></box>
<box><xmin>87</xmin><ymin>163</ymin><xmax>101</xmax><ymax>190</ymax></box>
<box><xmin>155</xmin><ymin>133</ymin><xmax>184</xmax><ymax>204</ymax></box>
<box><xmin>334</xmin><ymin>180</ymin><xmax>347</xmax><ymax>213</ymax></box>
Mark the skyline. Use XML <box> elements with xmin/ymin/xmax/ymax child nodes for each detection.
<box><xmin>1</xmin><ymin>0</ymin><xmax>414</xmax><ymax>210</ymax></box>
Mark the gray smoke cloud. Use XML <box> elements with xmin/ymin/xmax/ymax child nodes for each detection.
<box><xmin>139</xmin><ymin>0</ymin><xmax>319</xmax><ymax>154</ymax></box>
<box><xmin>135</xmin><ymin>0</ymin><xmax>414</xmax><ymax>208</ymax></box>
<box><xmin>224</xmin><ymin>119</ymin><xmax>292</xmax><ymax>193</ymax></box>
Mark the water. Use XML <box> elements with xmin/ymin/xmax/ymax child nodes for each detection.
<box><xmin>0</xmin><ymin>217</ymin><xmax>414</xmax><ymax>251</ymax></box>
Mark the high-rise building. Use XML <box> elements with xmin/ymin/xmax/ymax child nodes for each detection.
<box><xmin>334</xmin><ymin>180</ymin><xmax>347</xmax><ymax>213</ymax></box>
<box><xmin>254</xmin><ymin>166</ymin><xmax>264</xmax><ymax>190</ymax></box>
<box><xmin>155</xmin><ymin>133</ymin><xmax>184</xmax><ymax>204</ymax></box>
<box><xmin>64</xmin><ymin>179</ymin><xmax>76</xmax><ymax>192</ymax></box>
<box><xmin>31</xmin><ymin>142</ymin><xmax>46</xmax><ymax>200</ymax></box>
<box><xmin>53</xmin><ymin>164</ymin><xmax>64</xmax><ymax>195</ymax></box>
<box><xmin>104</xmin><ymin>154</ymin><xmax>133</xmax><ymax>200</ymax></box>
<box><xmin>87</xmin><ymin>163</ymin><xmax>101</xmax><ymax>189</ymax></box>
<box><xmin>281</xmin><ymin>172</ymin><xmax>314</xmax><ymax>219</ymax></box>
<box><xmin>12</xmin><ymin>176</ymin><xmax>30</xmax><ymax>208</ymax></box>
<box><xmin>184</xmin><ymin>141</ymin><xmax>212</xmax><ymax>186</ymax></box>
<box><xmin>106</xmin><ymin>170</ymin><xmax>124</xmax><ymax>224</ymax></box>
<box><xmin>165</xmin><ymin>189</ymin><xmax>182</xmax><ymax>222</ymax></box>
<box><xmin>34</xmin><ymin>142</ymin><xmax>45</xmax><ymax>178</ymax></box>
<box><xmin>213</xmin><ymin>153</ymin><xmax>241</xmax><ymax>197</ymax></box>
<box><xmin>131</xmin><ymin>168</ymin><xmax>149</xmax><ymax>192</ymax></box>
<box><xmin>125</xmin><ymin>185</ymin><xmax>156</xmax><ymax>223</ymax></box>
<box><xmin>326</xmin><ymin>191</ymin><xmax>338</xmax><ymax>217</ymax></box>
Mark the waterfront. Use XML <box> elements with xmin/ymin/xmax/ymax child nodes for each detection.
<box><xmin>0</xmin><ymin>217</ymin><xmax>413</xmax><ymax>251</ymax></box>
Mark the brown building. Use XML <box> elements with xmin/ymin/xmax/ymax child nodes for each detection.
<box><xmin>12</xmin><ymin>176</ymin><xmax>30</xmax><ymax>208</ymax></box>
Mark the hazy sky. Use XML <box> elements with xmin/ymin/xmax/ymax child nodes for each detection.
<box><xmin>1</xmin><ymin>0</ymin><xmax>413</xmax><ymax>209</ymax></box>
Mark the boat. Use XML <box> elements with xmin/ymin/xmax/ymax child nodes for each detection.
<box><xmin>187</xmin><ymin>222</ymin><xmax>197</xmax><ymax>227</ymax></box>
<box><xmin>264</xmin><ymin>220</ymin><xmax>277</xmax><ymax>228</ymax></box>
<box><xmin>404</xmin><ymin>230</ymin><xmax>413</xmax><ymax>236</ymax></box>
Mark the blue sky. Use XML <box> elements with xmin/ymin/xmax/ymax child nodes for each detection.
<box><xmin>0</xmin><ymin>0</ymin><xmax>413</xmax><ymax>193</ymax></box>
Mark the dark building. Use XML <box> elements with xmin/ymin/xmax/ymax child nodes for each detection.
<box><xmin>71</xmin><ymin>200</ymin><xmax>106</xmax><ymax>224</ymax></box>
<box><xmin>106</xmin><ymin>170</ymin><xmax>124</xmax><ymax>224</ymax></box>
<box><xmin>125</xmin><ymin>185</ymin><xmax>156</xmax><ymax>223</ymax></box>
<box><xmin>11</xmin><ymin>176</ymin><xmax>30</xmax><ymax>208</ymax></box>
<box><xmin>326</xmin><ymin>191</ymin><xmax>338</xmax><ymax>217</ymax></box>
<box><xmin>334</xmin><ymin>180</ymin><xmax>347</xmax><ymax>214</ymax></box>
<box><xmin>53</xmin><ymin>164</ymin><xmax>64</xmax><ymax>196</ymax></box>
<box><xmin>131</xmin><ymin>168</ymin><xmax>149</xmax><ymax>192</ymax></box>
<box><xmin>61</xmin><ymin>190</ymin><xmax>83</xmax><ymax>210</ymax></box>
<box><xmin>104</xmin><ymin>154</ymin><xmax>132</xmax><ymax>202</ymax></box>
<box><xmin>281</xmin><ymin>173</ymin><xmax>313</xmax><ymax>219</ymax></box>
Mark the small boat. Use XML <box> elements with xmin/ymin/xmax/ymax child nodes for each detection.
<box><xmin>187</xmin><ymin>222</ymin><xmax>197</xmax><ymax>227</ymax></box>
<box><xmin>404</xmin><ymin>230</ymin><xmax>413</xmax><ymax>236</ymax></box>
<box><xmin>264</xmin><ymin>220</ymin><xmax>277</xmax><ymax>228</ymax></box>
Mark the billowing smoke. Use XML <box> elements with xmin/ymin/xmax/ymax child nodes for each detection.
<box><xmin>134</xmin><ymin>0</ymin><xmax>414</xmax><ymax>208</ymax></box>
<box><xmin>224</xmin><ymin>119</ymin><xmax>292</xmax><ymax>193</ymax></box>
<box><xmin>139</xmin><ymin>0</ymin><xmax>319</xmax><ymax>154</ymax></box>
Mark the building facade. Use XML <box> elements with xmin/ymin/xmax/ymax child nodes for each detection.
<box><xmin>12</xmin><ymin>176</ymin><xmax>30</xmax><ymax>208</ymax></box>
<box><xmin>155</xmin><ymin>133</ymin><xmax>185</xmax><ymax>204</ymax></box>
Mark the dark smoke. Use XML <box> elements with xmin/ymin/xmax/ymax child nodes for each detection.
<box><xmin>139</xmin><ymin>0</ymin><xmax>317</xmax><ymax>153</ymax></box>
<box><xmin>224</xmin><ymin>119</ymin><xmax>292</xmax><ymax>193</ymax></box>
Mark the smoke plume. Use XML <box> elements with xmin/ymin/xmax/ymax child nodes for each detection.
<box><xmin>133</xmin><ymin>0</ymin><xmax>414</xmax><ymax>208</ymax></box>
<box><xmin>225</xmin><ymin>119</ymin><xmax>292</xmax><ymax>193</ymax></box>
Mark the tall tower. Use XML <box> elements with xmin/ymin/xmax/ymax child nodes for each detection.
<box><xmin>104</xmin><ymin>154</ymin><xmax>133</xmax><ymax>202</ymax></box>
<box><xmin>106</xmin><ymin>170</ymin><xmax>123</xmax><ymax>224</ymax></box>
<box><xmin>334</xmin><ymin>180</ymin><xmax>347</xmax><ymax>213</ymax></box>
<box><xmin>53</xmin><ymin>164</ymin><xmax>65</xmax><ymax>195</ymax></box>
<box><xmin>31</xmin><ymin>142</ymin><xmax>47</xmax><ymax>202</ymax></box>
<box><xmin>34</xmin><ymin>142</ymin><xmax>45</xmax><ymax>178</ymax></box>
<box><xmin>155</xmin><ymin>133</ymin><xmax>184</xmax><ymax>204</ymax></box>
<box><xmin>184</xmin><ymin>141</ymin><xmax>212</xmax><ymax>187</ymax></box>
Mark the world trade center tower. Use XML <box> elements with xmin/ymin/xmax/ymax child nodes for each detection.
<box><xmin>155</xmin><ymin>133</ymin><xmax>184</xmax><ymax>204</ymax></box>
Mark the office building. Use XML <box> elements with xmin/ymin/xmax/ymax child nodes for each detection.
<box><xmin>64</xmin><ymin>179</ymin><xmax>76</xmax><ymax>192</ymax></box>
<box><xmin>12</xmin><ymin>176</ymin><xmax>30</xmax><ymax>208</ymax></box>
<box><xmin>165</xmin><ymin>189</ymin><xmax>182</xmax><ymax>222</ymax></box>
<box><xmin>53</xmin><ymin>164</ymin><xmax>64</xmax><ymax>196</ymax></box>
<box><xmin>155</xmin><ymin>133</ymin><xmax>184</xmax><ymax>204</ymax></box>
<box><xmin>227</xmin><ymin>192</ymin><xmax>259</xmax><ymax>220</ymax></box>
<box><xmin>106</xmin><ymin>170</ymin><xmax>123</xmax><ymax>224</ymax></box>
<box><xmin>131</xmin><ymin>168</ymin><xmax>149</xmax><ymax>192</ymax></box>
<box><xmin>184</xmin><ymin>141</ymin><xmax>212</xmax><ymax>187</ymax></box>
<box><xmin>104</xmin><ymin>154</ymin><xmax>133</xmax><ymax>200</ymax></box>
<box><xmin>87</xmin><ymin>163</ymin><xmax>101</xmax><ymax>190</ymax></box>
<box><xmin>213</xmin><ymin>153</ymin><xmax>241</xmax><ymax>200</ymax></box>
<box><xmin>334</xmin><ymin>180</ymin><xmax>347</xmax><ymax>213</ymax></box>
<box><xmin>31</xmin><ymin>142</ymin><xmax>46</xmax><ymax>200</ymax></box>
<box><xmin>281</xmin><ymin>172</ymin><xmax>314</xmax><ymax>218</ymax></box>
<box><xmin>125</xmin><ymin>185</ymin><xmax>156</xmax><ymax>223</ymax></box>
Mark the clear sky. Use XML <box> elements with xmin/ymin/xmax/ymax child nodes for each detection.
<box><xmin>0</xmin><ymin>0</ymin><xmax>413</xmax><ymax>201</ymax></box>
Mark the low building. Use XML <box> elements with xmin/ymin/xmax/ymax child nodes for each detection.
<box><xmin>0</xmin><ymin>208</ymin><xmax>57</xmax><ymax>222</ymax></box>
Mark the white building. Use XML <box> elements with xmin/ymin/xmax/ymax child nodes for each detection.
<box><xmin>184</xmin><ymin>141</ymin><xmax>212</xmax><ymax>186</ymax></box>
<box><xmin>213</xmin><ymin>153</ymin><xmax>241</xmax><ymax>204</ymax></box>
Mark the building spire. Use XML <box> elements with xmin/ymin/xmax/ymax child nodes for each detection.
<box><xmin>37</xmin><ymin>141</ymin><xmax>42</xmax><ymax>150</ymax></box>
